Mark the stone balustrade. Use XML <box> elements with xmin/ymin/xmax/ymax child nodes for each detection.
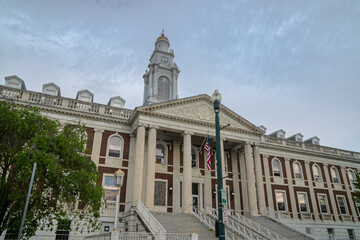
<box><xmin>0</xmin><ymin>85</ymin><xmax>133</xmax><ymax>120</ymax></box>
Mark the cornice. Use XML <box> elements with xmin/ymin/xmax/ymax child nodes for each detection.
<box><xmin>259</xmin><ymin>142</ymin><xmax>360</xmax><ymax>164</ymax></box>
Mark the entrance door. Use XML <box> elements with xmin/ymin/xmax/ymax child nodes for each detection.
<box><xmin>192</xmin><ymin>183</ymin><xmax>199</xmax><ymax>209</ymax></box>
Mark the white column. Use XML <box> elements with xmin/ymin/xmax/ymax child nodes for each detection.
<box><xmin>253</xmin><ymin>145</ymin><xmax>266</xmax><ymax>215</ymax></box>
<box><xmin>262</xmin><ymin>155</ymin><xmax>273</xmax><ymax>210</ymax></box>
<box><xmin>204</xmin><ymin>146</ymin><xmax>212</xmax><ymax>210</ymax></box>
<box><xmin>245</xmin><ymin>143</ymin><xmax>258</xmax><ymax>215</ymax></box>
<box><xmin>182</xmin><ymin>131</ymin><xmax>193</xmax><ymax>213</ymax></box>
<box><xmin>145</xmin><ymin>125</ymin><xmax>158</xmax><ymax>210</ymax></box>
<box><xmin>240</xmin><ymin>151</ymin><xmax>249</xmax><ymax>214</ymax></box>
<box><xmin>284</xmin><ymin>158</ymin><xmax>298</xmax><ymax>217</ymax></box>
<box><xmin>323</xmin><ymin>164</ymin><xmax>340</xmax><ymax>221</ymax></box>
<box><xmin>304</xmin><ymin>160</ymin><xmax>320</xmax><ymax>220</ymax></box>
<box><xmin>231</xmin><ymin>150</ymin><xmax>241</xmax><ymax>212</ymax></box>
<box><xmin>125</xmin><ymin>134</ymin><xmax>136</xmax><ymax>204</ymax></box>
<box><xmin>173</xmin><ymin>141</ymin><xmax>181</xmax><ymax>213</ymax></box>
<box><xmin>340</xmin><ymin>166</ymin><xmax>358</xmax><ymax>222</ymax></box>
<box><xmin>132</xmin><ymin>124</ymin><xmax>146</xmax><ymax>206</ymax></box>
<box><xmin>91</xmin><ymin>128</ymin><xmax>104</xmax><ymax>166</ymax></box>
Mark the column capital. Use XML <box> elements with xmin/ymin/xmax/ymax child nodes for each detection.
<box><xmin>221</xmin><ymin>137</ymin><xmax>226</xmax><ymax>141</ymax></box>
<box><xmin>304</xmin><ymin>159</ymin><xmax>311</xmax><ymax>164</ymax></box>
<box><xmin>183</xmin><ymin>131</ymin><xmax>194</xmax><ymax>136</ymax></box>
<box><xmin>148</xmin><ymin>125</ymin><xmax>159</xmax><ymax>130</ymax></box>
<box><xmin>262</xmin><ymin>154</ymin><xmax>269</xmax><ymax>159</ymax></box>
<box><xmin>323</xmin><ymin>163</ymin><xmax>329</xmax><ymax>167</ymax></box>
<box><xmin>137</xmin><ymin>123</ymin><xmax>148</xmax><ymax>128</ymax></box>
<box><xmin>130</xmin><ymin>133</ymin><xmax>136</xmax><ymax>138</ymax></box>
<box><xmin>284</xmin><ymin>157</ymin><xmax>291</xmax><ymax>162</ymax></box>
<box><xmin>94</xmin><ymin>128</ymin><xmax>104</xmax><ymax>133</ymax></box>
<box><xmin>340</xmin><ymin>165</ymin><xmax>346</xmax><ymax>170</ymax></box>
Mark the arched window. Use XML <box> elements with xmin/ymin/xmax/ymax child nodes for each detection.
<box><xmin>293</xmin><ymin>162</ymin><xmax>303</xmax><ymax>179</ymax></box>
<box><xmin>108</xmin><ymin>135</ymin><xmax>122</xmax><ymax>158</ymax></box>
<box><xmin>156</xmin><ymin>143</ymin><xmax>166</xmax><ymax>164</ymax></box>
<box><xmin>312</xmin><ymin>164</ymin><xmax>322</xmax><ymax>182</ymax></box>
<box><xmin>191</xmin><ymin>148</ymin><xmax>198</xmax><ymax>168</ymax></box>
<box><xmin>331</xmin><ymin>167</ymin><xmax>340</xmax><ymax>184</ymax></box>
<box><xmin>157</xmin><ymin>76</ymin><xmax>170</xmax><ymax>99</ymax></box>
<box><xmin>272</xmin><ymin>159</ymin><xmax>282</xmax><ymax>177</ymax></box>
<box><xmin>348</xmin><ymin>170</ymin><xmax>356</xmax><ymax>187</ymax></box>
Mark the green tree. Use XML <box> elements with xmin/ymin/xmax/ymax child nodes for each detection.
<box><xmin>0</xmin><ymin>101</ymin><xmax>103</xmax><ymax>239</ymax></box>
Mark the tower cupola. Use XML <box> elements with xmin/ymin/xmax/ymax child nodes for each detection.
<box><xmin>142</xmin><ymin>31</ymin><xmax>180</xmax><ymax>105</ymax></box>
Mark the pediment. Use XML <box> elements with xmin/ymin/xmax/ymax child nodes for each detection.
<box><xmin>137</xmin><ymin>95</ymin><xmax>264</xmax><ymax>134</ymax></box>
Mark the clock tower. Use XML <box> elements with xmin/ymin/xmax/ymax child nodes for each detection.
<box><xmin>143</xmin><ymin>31</ymin><xmax>180</xmax><ymax>105</ymax></box>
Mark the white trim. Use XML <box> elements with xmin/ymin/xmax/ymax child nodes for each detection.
<box><xmin>336</xmin><ymin>195</ymin><xmax>348</xmax><ymax>215</ymax></box>
<box><xmin>272</xmin><ymin>158</ymin><xmax>282</xmax><ymax>178</ymax></box>
<box><xmin>191</xmin><ymin>146</ymin><xmax>199</xmax><ymax>168</ymax></box>
<box><xmin>297</xmin><ymin>192</ymin><xmax>309</xmax><ymax>213</ymax></box>
<box><xmin>156</xmin><ymin>140</ymin><xmax>168</xmax><ymax>165</ymax></box>
<box><xmin>293</xmin><ymin>161</ymin><xmax>303</xmax><ymax>180</ymax></box>
<box><xmin>331</xmin><ymin>167</ymin><xmax>340</xmax><ymax>184</ymax></box>
<box><xmin>317</xmin><ymin>193</ymin><xmax>329</xmax><ymax>214</ymax></box>
<box><xmin>275</xmin><ymin>190</ymin><xmax>287</xmax><ymax>212</ymax></box>
<box><xmin>106</xmin><ymin>134</ymin><xmax>124</xmax><ymax>159</ymax></box>
<box><xmin>312</xmin><ymin>164</ymin><xmax>322</xmax><ymax>182</ymax></box>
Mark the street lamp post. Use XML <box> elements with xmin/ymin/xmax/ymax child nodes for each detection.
<box><xmin>114</xmin><ymin>169</ymin><xmax>125</xmax><ymax>234</ymax></box>
<box><xmin>211</xmin><ymin>89</ymin><xmax>225</xmax><ymax>240</ymax></box>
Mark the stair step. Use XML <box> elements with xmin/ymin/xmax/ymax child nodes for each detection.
<box><xmin>151</xmin><ymin>212</ymin><xmax>218</xmax><ymax>240</ymax></box>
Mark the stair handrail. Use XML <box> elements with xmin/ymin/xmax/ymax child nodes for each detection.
<box><xmin>204</xmin><ymin>206</ymin><xmax>265</xmax><ymax>240</ymax></box>
<box><xmin>225</xmin><ymin>208</ymin><xmax>289</xmax><ymax>240</ymax></box>
<box><xmin>192</xmin><ymin>207</ymin><xmax>242</xmax><ymax>240</ymax></box>
<box><xmin>266</xmin><ymin>208</ymin><xmax>328</xmax><ymax>240</ymax></box>
<box><xmin>137</xmin><ymin>200</ymin><xmax>166</xmax><ymax>235</ymax></box>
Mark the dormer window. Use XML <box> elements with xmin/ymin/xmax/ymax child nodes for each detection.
<box><xmin>42</xmin><ymin>83</ymin><xmax>61</xmax><ymax>97</ymax></box>
<box><xmin>76</xmin><ymin>89</ymin><xmax>94</xmax><ymax>103</ymax></box>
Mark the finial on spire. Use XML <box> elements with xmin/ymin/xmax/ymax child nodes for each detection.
<box><xmin>161</xmin><ymin>28</ymin><xmax>164</xmax><ymax>35</ymax></box>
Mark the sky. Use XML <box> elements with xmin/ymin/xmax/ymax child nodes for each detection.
<box><xmin>1</xmin><ymin>0</ymin><xmax>359</xmax><ymax>152</ymax></box>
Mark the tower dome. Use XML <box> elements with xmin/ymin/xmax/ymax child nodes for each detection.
<box><xmin>155</xmin><ymin>30</ymin><xmax>170</xmax><ymax>51</ymax></box>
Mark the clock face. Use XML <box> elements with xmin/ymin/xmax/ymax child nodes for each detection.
<box><xmin>161</xmin><ymin>56</ymin><xmax>168</xmax><ymax>64</ymax></box>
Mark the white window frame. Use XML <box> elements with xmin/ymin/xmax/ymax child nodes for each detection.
<box><xmin>336</xmin><ymin>195</ymin><xmax>348</xmax><ymax>215</ymax></box>
<box><xmin>312</xmin><ymin>164</ymin><xmax>322</xmax><ymax>182</ymax></box>
<box><xmin>297</xmin><ymin>192</ymin><xmax>309</xmax><ymax>213</ymax></box>
<box><xmin>347</xmin><ymin>169</ymin><xmax>356</xmax><ymax>188</ymax></box>
<box><xmin>317</xmin><ymin>194</ymin><xmax>329</xmax><ymax>214</ymax></box>
<box><xmin>157</xmin><ymin>76</ymin><xmax>171</xmax><ymax>100</ymax></box>
<box><xmin>331</xmin><ymin>167</ymin><xmax>340</xmax><ymax>184</ymax></box>
<box><xmin>191</xmin><ymin>147</ymin><xmax>199</xmax><ymax>168</ymax></box>
<box><xmin>275</xmin><ymin>190</ymin><xmax>287</xmax><ymax>212</ymax></box>
<box><xmin>107</xmin><ymin>134</ymin><xmax>124</xmax><ymax>159</ymax></box>
<box><xmin>272</xmin><ymin>158</ymin><xmax>282</xmax><ymax>178</ymax></box>
<box><xmin>156</xmin><ymin>141</ymin><xmax>168</xmax><ymax>165</ymax></box>
<box><xmin>293</xmin><ymin>161</ymin><xmax>303</xmax><ymax>180</ymax></box>
<box><xmin>103</xmin><ymin>174</ymin><xmax>117</xmax><ymax>202</ymax></box>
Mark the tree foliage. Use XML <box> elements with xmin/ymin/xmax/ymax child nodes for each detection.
<box><xmin>0</xmin><ymin>101</ymin><xmax>103</xmax><ymax>239</ymax></box>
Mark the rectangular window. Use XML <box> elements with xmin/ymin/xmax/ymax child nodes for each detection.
<box><xmin>297</xmin><ymin>193</ymin><xmax>308</xmax><ymax>212</ymax></box>
<box><xmin>104</xmin><ymin>176</ymin><xmax>117</xmax><ymax>201</ymax></box>
<box><xmin>348</xmin><ymin>229</ymin><xmax>355</xmax><ymax>240</ymax></box>
<box><xmin>276</xmin><ymin>191</ymin><xmax>286</xmax><ymax>212</ymax></box>
<box><xmin>327</xmin><ymin>228</ymin><xmax>334</xmax><ymax>239</ymax></box>
<box><xmin>337</xmin><ymin>196</ymin><xmax>348</xmax><ymax>215</ymax></box>
<box><xmin>55</xmin><ymin>220</ymin><xmax>71</xmax><ymax>240</ymax></box>
<box><xmin>318</xmin><ymin>194</ymin><xmax>329</xmax><ymax>214</ymax></box>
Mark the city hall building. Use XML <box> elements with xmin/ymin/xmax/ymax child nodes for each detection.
<box><xmin>1</xmin><ymin>33</ymin><xmax>360</xmax><ymax>240</ymax></box>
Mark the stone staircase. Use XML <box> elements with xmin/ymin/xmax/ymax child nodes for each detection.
<box><xmin>248</xmin><ymin>215</ymin><xmax>314</xmax><ymax>240</ymax></box>
<box><xmin>151</xmin><ymin>212</ymin><xmax>218</xmax><ymax>240</ymax></box>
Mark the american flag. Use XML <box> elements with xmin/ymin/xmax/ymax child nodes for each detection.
<box><xmin>204</xmin><ymin>137</ymin><xmax>211</xmax><ymax>170</ymax></box>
